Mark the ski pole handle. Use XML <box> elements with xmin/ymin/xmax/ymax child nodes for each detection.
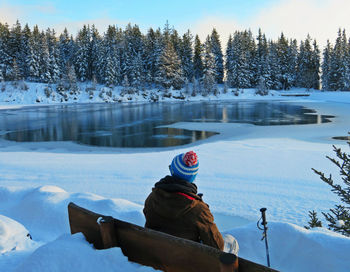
<box><xmin>260</xmin><ymin>208</ymin><xmax>267</xmax><ymax>226</ymax></box>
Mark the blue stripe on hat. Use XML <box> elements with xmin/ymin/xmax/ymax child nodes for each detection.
<box><xmin>170</xmin><ymin>153</ymin><xmax>199</xmax><ymax>183</ymax></box>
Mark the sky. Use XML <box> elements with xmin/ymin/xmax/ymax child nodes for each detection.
<box><xmin>0</xmin><ymin>0</ymin><xmax>349</xmax><ymax>48</ymax></box>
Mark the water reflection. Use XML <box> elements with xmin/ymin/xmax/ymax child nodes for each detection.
<box><xmin>0</xmin><ymin>101</ymin><xmax>333</xmax><ymax>148</ymax></box>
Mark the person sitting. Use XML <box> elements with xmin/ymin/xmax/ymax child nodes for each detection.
<box><xmin>143</xmin><ymin>151</ymin><xmax>238</xmax><ymax>254</ymax></box>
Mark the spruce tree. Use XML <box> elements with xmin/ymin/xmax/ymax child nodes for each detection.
<box><xmin>74</xmin><ymin>25</ymin><xmax>90</xmax><ymax>82</ymax></box>
<box><xmin>321</xmin><ymin>40</ymin><xmax>332</xmax><ymax>90</ymax></box>
<box><xmin>328</xmin><ymin>29</ymin><xmax>346</xmax><ymax>91</ymax></box>
<box><xmin>312</xmin><ymin>139</ymin><xmax>350</xmax><ymax>237</ymax></box>
<box><xmin>193</xmin><ymin>35</ymin><xmax>203</xmax><ymax>80</ymax></box>
<box><xmin>305</xmin><ymin>210</ymin><xmax>322</xmax><ymax>229</ymax></box>
<box><xmin>201</xmin><ymin>36</ymin><xmax>216</xmax><ymax>95</ymax></box>
<box><xmin>157</xmin><ymin>41</ymin><xmax>184</xmax><ymax>90</ymax></box>
<box><xmin>210</xmin><ymin>28</ymin><xmax>224</xmax><ymax>83</ymax></box>
<box><xmin>0</xmin><ymin>23</ymin><xmax>13</xmax><ymax>80</ymax></box>
<box><xmin>179</xmin><ymin>30</ymin><xmax>194</xmax><ymax>81</ymax></box>
<box><xmin>256</xmin><ymin>29</ymin><xmax>272</xmax><ymax>89</ymax></box>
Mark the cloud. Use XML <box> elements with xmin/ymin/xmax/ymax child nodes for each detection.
<box><xmin>251</xmin><ymin>0</ymin><xmax>350</xmax><ymax>46</ymax></box>
<box><xmin>189</xmin><ymin>16</ymin><xmax>243</xmax><ymax>44</ymax></box>
<box><xmin>190</xmin><ymin>0</ymin><xmax>350</xmax><ymax>48</ymax></box>
<box><xmin>52</xmin><ymin>18</ymin><xmax>129</xmax><ymax>36</ymax></box>
<box><xmin>0</xmin><ymin>3</ymin><xmax>25</xmax><ymax>25</ymax></box>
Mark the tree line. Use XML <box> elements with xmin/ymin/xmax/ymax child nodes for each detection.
<box><xmin>0</xmin><ymin>20</ymin><xmax>349</xmax><ymax>94</ymax></box>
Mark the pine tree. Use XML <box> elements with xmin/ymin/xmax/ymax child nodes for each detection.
<box><xmin>156</xmin><ymin>41</ymin><xmax>184</xmax><ymax>90</ymax></box>
<box><xmin>296</xmin><ymin>35</ymin><xmax>320</xmax><ymax>90</ymax></box>
<box><xmin>20</xmin><ymin>24</ymin><xmax>31</xmax><ymax>79</ymax></box>
<box><xmin>11</xmin><ymin>58</ymin><xmax>21</xmax><ymax>84</ymax></box>
<box><xmin>67</xmin><ymin>63</ymin><xmax>79</xmax><ymax>95</ymax></box>
<box><xmin>100</xmin><ymin>25</ymin><xmax>121</xmax><ymax>87</ymax></box>
<box><xmin>58</xmin><ymin>28</ymin><xmax>74</xmax><ymax>76</ymax></box>
<box><xmin>256</xmin><ymin>29</ymin><xmax>272</xmax><ymax>89</ymax></box>
<box><xmin>39</xmin><ymin>31</ymin><xmax>51</xmax><ymax>83</ymax></box>
<box><xmin>328</xmin><ymin>29</ymin><xmax>346</xmax><ymax>91</ymax></box>
<box><xmin>210</xmin><ymin>28</ymin><xmax>224</xmax><ymax>83</ymax></box>
<box><xmin>179</xmin><ymin>30</ymin><xmax>194</xmax><ymax>81</ymax></box>
<box><xmin>193</xmin><ymin>35</ymin><xmax>203</xmax><ymax>80</ymax></box>
<box><xmin>225</xmin><ymin>35</ymin><xmax>234</xmax><ymax>87</ymax></box>
<box><xmin>201</xmin><ymin>36</ymin><xmax>216</xmax><ymax>95</ymax></box>
<box><xmin>305</xmin><ymin>210</ymin><xmax>322</xmax><ymax>229</ymax></box>
<box><xmin>0</xmin><ymin>23</ymin><xmax>13</xmax><ymax>80</ymax></box>
<box><xmin>321</xmin><ymin>40</ymin><xmax>332</xmax><ymax>90</ymax></box>
<box><xmin>312</xmin><ymin>139</ymin><xmax>350</xmax><ymax>237</ymax></box>
<box><xmin>276</xmin><ymin>33</ymin><xmax>292</xmax><ymax>90</ymax></box>
<box><xmin>90</xmin><ymin>25</ymin><xmax>102</xmax><ymax>83</ymax></box>
<box><xmin>226</xmin><ymin>31</ymin><xmax>253</xmax><ymax>89</ymax></box>
<box><xmin>26</xmin><ymin>26</ymin><xmax>41</xmax><ymax>82</ymax></box>
<box><xmin>144</xmin><ymin>28</ymin><xmax>163</xmax><ymax>85</ymax></box>
<box><xmin>129</xmin><ymin>52</ymin><xmax>144</xmax><ymax>88</ymax></box>
<box><xmin>74</xmin><ymin>25</ymin><xmax>90</xmax><ymax>82</ymax></box>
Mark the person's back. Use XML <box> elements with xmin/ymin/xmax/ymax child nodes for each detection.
<box><xmin>144</xmin><ymin>175</ymin><xmax>224</xmax><ymax>249</ymax></box>
<box><xmin>143</xmin><ymin>151</ymin><xmax>237</xmax><ymax>253</ymax></box>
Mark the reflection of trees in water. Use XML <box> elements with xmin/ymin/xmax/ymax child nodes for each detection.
<box><xmin>1</xmin><ymin>102</ymin><xmax>333</xmax><ymax>147</ymax></box>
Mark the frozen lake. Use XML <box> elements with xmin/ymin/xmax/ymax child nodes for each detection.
<box><xmin>0</xmin><ymin>101</ymin><xmax>333</xmax><ymax>148</ymax></box>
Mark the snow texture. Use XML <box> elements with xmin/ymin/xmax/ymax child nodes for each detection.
<box><xmin>0</xmin><ymin>89</ymin><xmax>350</xmax><ymax>271</ymax></box>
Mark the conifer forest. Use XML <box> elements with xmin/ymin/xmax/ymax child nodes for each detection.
<box><xmin>0</xmin><ymin>20</ymin><xmax>350</xmax><ymax>95</ymax></box>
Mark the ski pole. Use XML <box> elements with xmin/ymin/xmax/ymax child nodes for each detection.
<box><xmin>257</xmin><ymin>207</ymin><xmax>270</xmax><ymax>267</ymax></box>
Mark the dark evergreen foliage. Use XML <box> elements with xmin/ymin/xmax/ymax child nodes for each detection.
<box><xmin>0</xmin><ymin>20</ymin><xmax>349</xmax><ymax>93</ymax></box>
<box><xmin>312</xmin><ymin>139</ymin><xmax>350</xmax><ymax>237</ymax></box>
<box><xmin>305</xmin><ymin>210</ymin><xmax>322</xmax><ymax>229</ymax></box>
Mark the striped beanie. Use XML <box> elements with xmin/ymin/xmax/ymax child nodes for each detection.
<box><xmin>170</xmin><ymin>151</ymin><xmax>199</xmax><ymax>183</ymax></box>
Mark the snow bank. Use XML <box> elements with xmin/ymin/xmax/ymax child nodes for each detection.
<box><xmin>0</xmin><ymin>215</ymin><xmax>33</xmax><ymax>254</ymax></box>
<box><xmin>0</xmin><ymin>185</ymin><xmax>349</xmax><ymax>272</ymax></box>
<box><xmin>14</xmin><ymin>233</ymin><xmax>158</xmax><ymax>272</ymax></box>
<box><xmin>0</xmin><ymin>185</ymin><xmax>144</xmax><ymax>242</ymax></box>
<box><xmin>228</xmin><ymin>222</ymin><xmax>350</xmax><ymax>271</ymax></box>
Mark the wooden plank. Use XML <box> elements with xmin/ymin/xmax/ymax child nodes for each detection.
<box><xmin>67</xmin><ymin>202</ymin><xmax>279</xmax><ymax>272</ymax></box>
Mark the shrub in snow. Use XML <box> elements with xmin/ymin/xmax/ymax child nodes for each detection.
<box><xmin>223</xmin><ymin>82</ymin><xmax>228</xmax><ymax>94</ymax></box>
<box><xmin>255</xmin><ymin>77</ymin><xmax>269</xmax><ymax>96</ymax></box>
<box><xmin>305</xmin><ymin>210</ymin><xmax>322</xmax><ymax>229</ymax></box>
<box><xmin>44</xmin><ymin>85</ymin><xmax>53</xmax><ymax>98</ymax></box>
<box><xmin>0</xmin><ymin>215</ymin><xmax>32</xmax><ymax>253</ymax></box>
<box><xmin>312</xmin><ymin>136</ymin><xmax>350</xmax><ymax>236</ymax></box>
<box><xmin>1</xmin><ymin>81</ymin><xmax>6</xmax><ymax>92</ymax></box>
<box><xmin>18</xmin><ymin>81</ymin><xmax>29</xmax><ymax>91</ymax></box>
<box><xmin>233</xmin><ymin>88</ymin><xmax>240</xmax><ymax>96</ymax></box>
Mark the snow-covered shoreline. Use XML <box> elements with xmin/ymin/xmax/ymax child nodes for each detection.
<box><xmin>1</xmin><ymin>88</ymin><xmax>350</xmax><ymax>271</ymax></box>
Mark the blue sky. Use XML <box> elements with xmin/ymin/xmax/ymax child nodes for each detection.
<box><xmin>0</xmin><ymin>0</ymin><xmax>349</xmax><ymax>47</ymax></box>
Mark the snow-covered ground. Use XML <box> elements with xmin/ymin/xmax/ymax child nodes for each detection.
<box><xmin>1</xmin><ymin>85</ymin><xmax>350</xmax><ymax>271</ymax></box>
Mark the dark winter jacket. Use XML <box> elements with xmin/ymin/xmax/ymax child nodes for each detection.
<box><xmin>143</xmin><ymin>175</ymin><xmax>224</xmax><ymax>250</ymax></box>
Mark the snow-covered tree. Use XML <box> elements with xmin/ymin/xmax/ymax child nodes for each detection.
<box><xmin>179</xmin><ymin>30</ymin><xmax>194</xmax><ymax>81</ymax></box>
<box><xmin>296</xmin><ymin>35</ymin><xmax>320</xmax><ymax>90</ymax></box>
<box><xmin>256</xmin><ymin>29</ymin><xmax>272</xmax><ymax>89</ymax></box>
<box><xmin>321</xmin><ymin>40</ymin><xmax>332</xmax><ymax>90</ymax></box>
<box><xmin>201</xmin><ymin>36</ymin><xmax>216</xmax><ymax>95</ymax></box>
<box><xmin>210</xmin><ymin>28</ymin><xmax>224</xmax><ymax>83</ymax></box>
<box><xmin>144</xmin><ymin>28</ymin><xmax>163</xmax><ymax>85</ymax></box>
<box><xmin>193</xmin><ymin>35</ymin><xmax>203</xmax><ymax>80</ymax></box>
<box><xmin>155</xmin><ymin>41</ymin><xmax>184</xmax><ymax>90</ymax></box>
<box><xmin>58</xmin><ymin>28</ymin><xmax>74</xmax><ymax>76</ymax></box>
<box><xmin>226</xmin><ymin>30</ymin><xmax>254</xmax><ymax>89</ymax></box>
<box><xmin>0</xmin><ymin>23</ymin><xmax>13</xmax><ymax>80</ymax></box>
<box><xmin>74</xmin><ymin>25</ymin><xmax>90</xmax><ymax>82</ymax></box>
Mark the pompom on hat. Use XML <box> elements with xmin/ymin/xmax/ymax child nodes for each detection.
<box><xmin>169</xmin><ymin>151</ymin><xmax>199</xmax><ymax>183</ymax></box>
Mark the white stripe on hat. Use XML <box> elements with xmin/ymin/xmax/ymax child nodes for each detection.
<box><xmin>174</xmin><ymin>155</ymin><xmax>199</xmax><ymax>176</ymax></box>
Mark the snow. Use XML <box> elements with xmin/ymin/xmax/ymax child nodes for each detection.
<box><xmin>1</xmin><ymin>86</ymin><xmax>350</xmax><ymax>271</ymax></box>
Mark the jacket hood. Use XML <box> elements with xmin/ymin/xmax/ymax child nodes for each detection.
<box><xmin>148</xmin><ymin>176</ymin><xmax>201</xmax><ymax>219</ymax></box>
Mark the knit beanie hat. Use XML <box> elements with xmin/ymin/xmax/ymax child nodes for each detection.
<box><xmin>169</xmin><ymin>151</ymin><xmax>199</xmax><ymax>183</ymax></box>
